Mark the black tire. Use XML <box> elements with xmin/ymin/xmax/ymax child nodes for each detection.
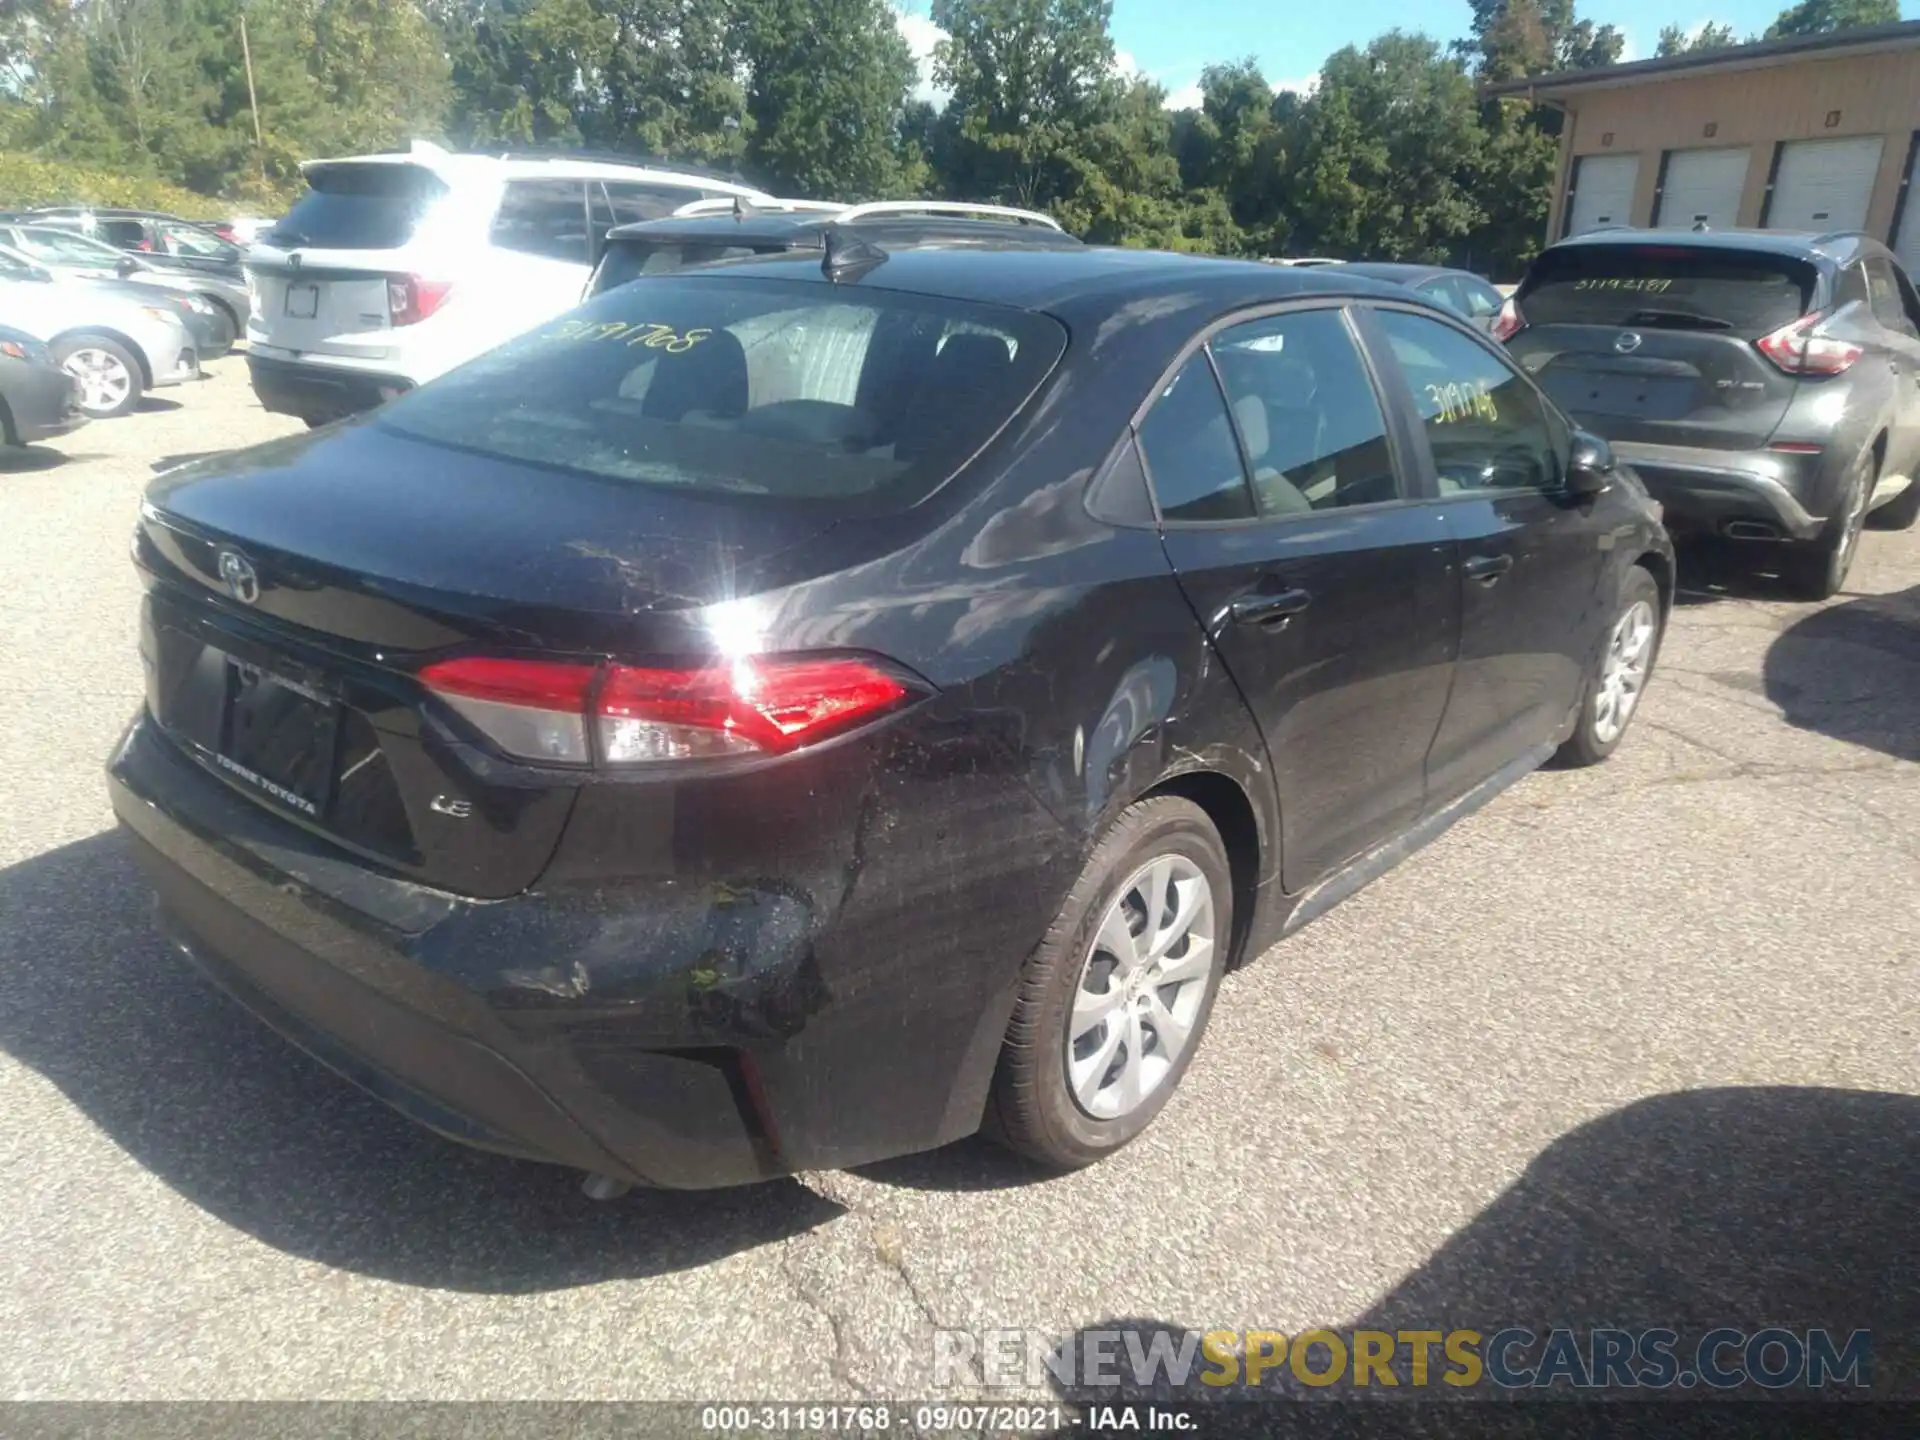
<box><xmin>986</xmin><ymin>796</ymin><xmax>1233</xmax><ymax>1170</ymax></box>
<box><xmin>52</xmin><ymin>334</ymin><xmax>144</xmax><ymax>419</ymax></box>
<box><xmin>1867</xmin><ymin>476</ymin><xmax>1920</xmax><ymax>532</ymax></box>
<box><xmin>1554</xmin><ymin>564</ymin><xmax>1664</xmax><ymax>769</ymax></box>
<box><xmin>1782</xmin><ymin>454</ymin><xmax>1873</xmax><ymax>600</ymax></box>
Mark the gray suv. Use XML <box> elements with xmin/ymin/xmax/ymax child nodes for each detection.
<box><xmin>1502</xmin><ymin>228</ymin><xmax>1920</xmax><ymax>598</ymax></box>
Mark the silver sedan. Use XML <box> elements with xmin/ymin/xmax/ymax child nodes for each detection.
<box><xmin>0</xmin><ymin>251</ymin><xmax>201</xmax><ymax>418</ymax></box>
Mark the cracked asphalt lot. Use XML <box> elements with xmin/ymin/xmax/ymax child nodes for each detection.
<box><xmin>1</xmin><ymin>365</ymin><xmax>1915</xmax><ymax>1399</ymax></box>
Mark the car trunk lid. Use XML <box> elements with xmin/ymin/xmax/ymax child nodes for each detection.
<box><xmin>1506</xmin><ymin>243</ymin><xmax>1818</xmax><ymax>450</ymax></box>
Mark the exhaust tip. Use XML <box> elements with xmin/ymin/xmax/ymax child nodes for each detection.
<box><xmin>1723</xmin><ymin>520</ymin><xmax>1781</xmax><ymax>541</ymax></box>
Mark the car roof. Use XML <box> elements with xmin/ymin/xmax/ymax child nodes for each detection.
<box><xmin>659</xmin><ymin>244</ymin><xmax>1432</xmax><ymax>325</ymax></box>
<box><xmin>1337</xmin><ymin>261</ymin><xmax>1472</xmax><ymax>285</ymax></box>
<box><xmin>606</xmin><ymin>212</ymin><xmax>1083</xmax><ymax>251</ymax></box>
<box><xmin>297</xmin><ymin>147</ymin><xmax>767</xmax><ymax>197</ymax></box>
<box><xmin>1547</xmin><ymin>226</ymin><xmax>1889</xmax><ymax>265</ymax></box>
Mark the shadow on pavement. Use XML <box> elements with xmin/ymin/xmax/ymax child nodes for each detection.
<box><xmin>1763</xmin><ymin>583</ymin><xmax>1920</xmax><ymax>763</ymax></box>
<box><xmin>1046</xmin><ymin>1088</ymin><xmax>1920</xmax><ymax>1406</ymax></box>
<box><xmin>0</xmin><ymin>831</ymin><xmax>843</xmax><ymax>1292</ymax></box>
<box><xmin>133</xmin><ymin>396</ymin><xmax>184</xmax><ymax>414</ymax></box>
<box><xmin>854</xmin><ymin>1134</ymin><xmax>1056</xmax><ymax>1192</ymax></box>
<box><xmin>0</xmin><ymin>444</ymin><xmax>77</xmax><ymax>473</ymax></box>
<box><xmin>1670</xmin><ymin>538</ymin><xmax>1813</xmax><ymax>606</ymax></box>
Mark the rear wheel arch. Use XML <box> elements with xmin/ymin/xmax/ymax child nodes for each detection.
<box><xmin>1139</xmin><ymin>769</ymin><xmax>1261</xmax><ymax>971</ymax></box>
<box><xmin>53</xmin><ymin>328</ymin><xmax>152</xmax><ymax>388</ymax></box>
<box><xmin>0</xmin><ymin>395</ymin><xmax>16</xmax><ymax>446</ymax></box>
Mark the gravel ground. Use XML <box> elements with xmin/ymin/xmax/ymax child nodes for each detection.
<box><xmin>0</xmin><ymin>360</ymin><xmax>1915</xmax><ymax>1401</ymax></box>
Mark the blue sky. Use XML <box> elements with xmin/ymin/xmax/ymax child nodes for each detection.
<box><xmin>895</xmin><ymin>0</ymin><xmax>1920</xmax><ymax>108</ymax></box>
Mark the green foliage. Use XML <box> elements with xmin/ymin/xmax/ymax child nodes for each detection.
<box><xmin>1656</xmin><ymin>21</ymin><xmax>1741</xmax><ymax>55</ymax></box>
<box><xmin>0</xmin><ymin>150</ymin><xmax>235</xmax><ymax>213</ymax></box>
<box><xmin>1</xmin><ymin>0</ymin><xmax>1628</xmax><ymax>277</ymax></box>
<box><xmin>1765</xmin><ymin>0</ymin><xmax>1899</xmax><ymax>39</ymax></box>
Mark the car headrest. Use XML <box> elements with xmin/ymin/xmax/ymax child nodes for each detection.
<box><xmin>1232</xmin><ymin>392</ymin><xmax>1268</xmax><ymax>463</ymax></box>
<box><xmin>642</xmin><ymin>327</ymin><xmax>748</xmax><ymax>421</ymax></box>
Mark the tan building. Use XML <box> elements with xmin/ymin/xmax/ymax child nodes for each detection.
<box><xmin>1493</xmin><ymin>20</ymin><xmax>1920</xmax><ymax>274</ymax></box>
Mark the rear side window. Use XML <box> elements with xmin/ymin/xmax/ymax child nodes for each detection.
<box><xmin>377</xmin><ymin>275</ymin><xmax>1067</xmax><ymax>509</ymax></box>
<box><xmin>98</xmin><ymin>219</ymin><xmax>147</xmax><ymax>249</ymax></box>
<box><xmin>1863</xmin><ymin>259</ymin><xmax>1919</xmax><ymax>338</ymax></box>
<box><xmin>1522</xmin><ymin>246</ymin><xmax>1814</xmax><ymax>338</ymax></box>
<box><xmin>603</xmin><ymin>182</ymin><xmax>711</xmax><ymax>225</ymax></box>
<box><xmin>592</xmin><ymin>240</ymin><xmax>783</xmax><ymax>294</ymax></box>
<box><xmin>270</xmin><ymin>164</ymin><xmax>449</xmax><ymax>250</ymax></box>
<box><xmin>1137</xmin><ymin>358</ymin><xmax>1254</xmax><ymax>522</ymax></box>
<box><xmin>490</xmin><ymin>180</ymin><xmax>590</xmax><ymax>262</ymax></box>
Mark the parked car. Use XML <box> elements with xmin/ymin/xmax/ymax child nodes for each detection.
<box><xmin>1337</xmin><ymin>262</ymin><xmax>1507</xmax><ymax>333</ymax></box>
<box><xmin>110</xmin><ymin>245</ymin><xmax>1671</xmax><ymax>1192</ymax></box>
<box><xmin>212</xmin><ymin>216</ymin><xmax>275</xmax><ymax>246</ymax></box>
<box><xmin>0</xmin><ymin>248</ymin><xmax>200</xmax><ymax>417</ymax></box>
<box><xmin>587</xmin><ymin>198</ymin><xmax>1080</xmax><ymax>295</ymax></box>
<box><xmin>242</xmin><ymin>140</ymin><xmax>775</xmax><ymax>426</ymax></box>
<box><xmin>1262</xmin><ymin>257</ymin><xmax>1344</xmax><ymax>268</ymax></box>
<box><xmin>0</xmin><ymin>223</ymin><xmax>250</xmax><ymax>344</ymax></box>
<box><xmin>24</xmin><ymin>207</ymin><xmax>245</xmax><ymax>284</ymax></box>
<box><xmin>1500</xmin><ymin>227</ymin><xmax>1920</xmax><ymax>598</ymax></box>
<box><xmin>0</xmin><ymin>240</ymin><xmax>233</xmax><ymax>361</ymax></box>
<box><xmin>0</xmin><ymin>324</ymin><xmax>86</xmax><ymax>445</ymax></box>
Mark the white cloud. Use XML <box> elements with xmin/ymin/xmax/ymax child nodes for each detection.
<box><xmin>1163</xmin><ymin>80</ymin><xmax>1205</xmax><ymax>111</ymax></box>
<box><xmin>894</xmin><ymin>7</ymin><xmax>949</xmax><ymax>106</ymax></box>
<box><xmin>1271</xmin><ymin>74</ymin><xmax>1319</xmax><ymax>96</ymax></box>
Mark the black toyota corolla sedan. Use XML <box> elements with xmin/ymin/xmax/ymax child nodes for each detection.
<box><xmin>109</xmin><ymin>243</ymin><xmax>1673</xmax><ymax>1190</ymax></box>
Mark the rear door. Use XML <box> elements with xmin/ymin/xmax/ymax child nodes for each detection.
<box><xmin>1361</xmin><ymin>305</ymin><xmax>1615</xmax><ymax>801</ymax></box>
<box><xmin>1145</xmin><ymin>306</ymin><xmax>1458</xmax><ymax>891</ymax></box>
<box><xmin>1862</xmin><ymin>256</ymin><xmax>1920</xmax><ymax>477</ymax></box>
<box><xmin>247</xmin><ymin>161</ymin><xmax>454</xmax><ymax>361</ymax></box>
<box><xmin>1507</xmin><ymin>242</ymin><xmax>1817</xmax><ymax>451</ymax></box>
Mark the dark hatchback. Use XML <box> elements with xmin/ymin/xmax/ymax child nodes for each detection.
<box><xmin>110</xmin><ymin>247</ymin><xmax>1672</xmax><ymax>1190</ymax></box>
<box><xmin>1503</xmin><ymin>228</ymin><xmax>1920</xmax><ymax>597</ymax></box>
<box><xmin>0</xmin><ymin>325</ymin><xmax>86</xmax><ymax>445</ymax></box>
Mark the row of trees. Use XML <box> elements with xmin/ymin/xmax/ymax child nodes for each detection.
<box><xmin>0</xmin><ymin>0</ymin><xmax>1903</xmax><ymax>274</ymax></box>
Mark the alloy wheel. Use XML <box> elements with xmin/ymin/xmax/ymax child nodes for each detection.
<box><xmin>62</xmin><ymin>348</ymin><xmax>133</xmax><ymax>415</ymax></box>
<box><xmin>1592</xmin><ymin>598</ymin><xmax>1657</xmax><ymax>745</ymax></box>
<box><xmin>1066</xmin><ymin>854</ymin><xmax>1216</xmax><ymax>1120</ymax></box>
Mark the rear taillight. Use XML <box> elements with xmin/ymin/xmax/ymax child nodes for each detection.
<box><xmin>1490</xmin><ymin>296</ymin><xmax>1524</xmax><ymax>343</ymax></box>
<box><xmin>419</xmin><ymin>654</ymin><xmax>922</xmax><ymax>766</ymax></box>
<box><xmin>387</xmin><ymin>274</ymin><xmax>454</xmax><ymax>326</ymax></box>
<box><xmin>1755</xmin><ymin>311</ymin><xmax>1862</xmax><ymax>375</ymax></box>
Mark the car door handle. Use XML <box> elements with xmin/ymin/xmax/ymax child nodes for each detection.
<box><xmin>1463</xmin><ymin>553</ymin><xmax>1514</xmax><ymax>585</ymax></box>
<box><xmin>1228</xmin><ymin>587</ymin><xmax>1313</xmax><ymax>627</ymax></box>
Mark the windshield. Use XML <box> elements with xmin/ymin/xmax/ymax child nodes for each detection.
<box><xmin>379</xmin><ymin>275</ymin><xmax>1067</xmax><ymax>508</ymax></box>
<box><xmin>266</xmin><ymin>163</ymin><xmax>450</xmax><ymax>249</ymax></box>
<box><xmin>13</xmin><ymin>227</ymin><xmax>124</xmax><ymax>265</ymax></box>
<box><xmin>592</xmin><ymin>239</ymin><xmax>792</xmax><ymax>294</ymax></box>
<box><xmin>1522</xmin><ymin>246</ymin><xmax>1815</xmax><ymax>338</ymax></box>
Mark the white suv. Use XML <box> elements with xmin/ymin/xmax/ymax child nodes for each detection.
<box><xmin>244</xmin><ymin>142</ymin><xmax>771</xmax><ymax>426</ymax></box>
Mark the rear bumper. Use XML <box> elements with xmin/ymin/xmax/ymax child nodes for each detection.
<box><xmin>6</xmin><ymin>365</ymin><xmax>88</xmax><ymax>442</ymax></box>
<box><xmin>1609</xmin><ymin>441</ymin><xmax>1825</xmax><ymax>541</ymax></box>
<box><xmin>106</xmin><ymin>710</ymin><xmax>1025</xmax><ymax>1188</ymax></box>
<box><xmin>248</xmin><ymin>354</ymin><xmax>412</xmax><ymax>424</ymax></box>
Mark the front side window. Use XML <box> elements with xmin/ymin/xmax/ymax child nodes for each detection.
<box><xmin>1135</xmin><ymin>357</ymin><xmax>1253</xmax><ymax>522</ymax></box>
<box><xmin>1210</xmin><ymin>308</ymin><xmax>1400</xmax><ymax>514</ymax></box>
<box><xmin>1375</xmin><ymin>309</ymin><xmax>1566</xmax><ymax>495</ymax></box>
<box><xmin>98</xmin><ymin>219</ymin><xmax>148</xmax><ymax>250</ymax></box>
<box><xmin>490</xmin><ymin>180</ymin><xmax>590</xmax><ymax>263</ymax></box>
<box><xmin>158</xmin><ymin>221</ymin><xmax>237</xmax><ymax>261</ymax></box>
<box><xmin>377</xmin><ymin>276</ymin><xmax>1065</xmax><ymax>510</ymax></box>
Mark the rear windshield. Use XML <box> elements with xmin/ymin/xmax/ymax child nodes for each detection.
<box><xmin>265</xmin><ymin>163</ymin><xmax>449</xmax><ymax>250</ymax></box>
<box><xmin>1521</xmin><ymin>246</ymin><xmax>1816</xmax><ymax>337</ymax></box>
<box><xmin>378</xmin><ymin>275</ymin><xmax>1067</xmax><ymax>508</ymax></box>
<box><xmin>591</xmin><ymin>239</ymin><xmax>790</xmax><ymax>294</ymax></box>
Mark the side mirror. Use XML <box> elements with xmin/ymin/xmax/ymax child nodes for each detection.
<box><xmin>1566</xmin><ymin>431</ymin><xmax>1614</xmax><ymax>497</ymax></box>
<box><xmin>116</xmin><ymin>255</ymin><xmax>142</xmax><ymax>276</ymax></box>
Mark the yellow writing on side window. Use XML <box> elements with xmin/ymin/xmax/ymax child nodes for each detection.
<box><xmin>546</xmin><ymin>318</ymin><xmax>713</xmax><ymax>353</ymax></box>
<box><xmin>1571</xmin><ymin>278</ymin><xmax>1676</xmax><ymax>293</ymax></box>
<box><xmin>1424</xmin><ymin>379</ymin><xmax>1499</xmax><ymax>426</ymax></box>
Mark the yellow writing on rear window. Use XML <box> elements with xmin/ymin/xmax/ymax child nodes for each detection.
<box><xmin>1570</xmin><ymin>278</ymin><xmax>1676</xmax><ymax>293</ymax></box>
<box><xmin>546</xmin><ymin>318</ymin><xmax>712</xmax><ymax>352</ymax></box>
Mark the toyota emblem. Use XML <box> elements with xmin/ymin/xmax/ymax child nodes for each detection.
<box><xmin>1614</xmin><ymin>331</ymin><xmax>1643</xmax><ymax>354</ymax></box>
<box><xmin>217</xmin><ymin>549</ymin><xmax>260</xmax><ymax>605</ymax></box>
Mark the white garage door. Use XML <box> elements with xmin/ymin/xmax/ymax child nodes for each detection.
<box><xmin>1566</xmin><ymin>154</ymin><xmax>1640</xmax><ymax>235</ymax></box>
<box><xmin>1657</xmin><ymin>146</ymin><xmax>1750</xmax><ymax>229</ymax></box>
<box><xmin>1768</xmin><ymin>135</ymin><xmax>1884</xmax><ymax>232</ymax></box>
